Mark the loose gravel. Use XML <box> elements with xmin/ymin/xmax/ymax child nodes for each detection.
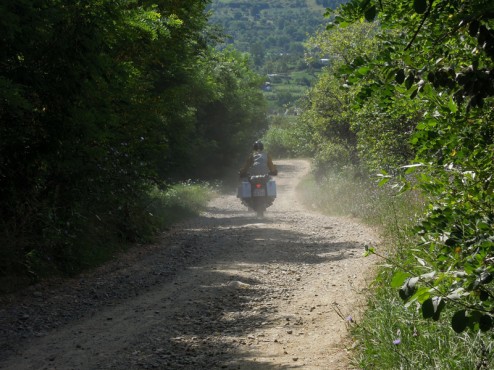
<box><xmin>0</xmin><ymin>159</ymin><xmax>378</xmax><ymax>370</ymax></box>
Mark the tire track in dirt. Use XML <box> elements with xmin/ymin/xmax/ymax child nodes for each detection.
<box><xmin>0</xmin><ymin>159</ymin><xmax>378</xmax><ymax>369</ymax></box>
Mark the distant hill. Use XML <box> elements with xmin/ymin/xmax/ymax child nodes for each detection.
<box><xmin>208</xmin><ymin>0</ymin><xmax>346</xmax><ymax>64</ymax></box>
<box><xmin>207</xmin><ymin>0</ymin><xmax>348</xmax><ymax>113</ymax></box>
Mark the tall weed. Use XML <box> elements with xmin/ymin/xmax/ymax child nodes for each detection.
<box><xmin>297</xmin><ymin>170</ymin><xmax>494</xmax><ymax>369</ymax></box>
<box><xmin>0</xmin><ymin>182</ymin><xmax>214</xmax><ymax>293</ymax></box>
<box><xmin>145</xmin><ymin>182</ymin><xmax>215</xmax><ymax>233</ymax></box>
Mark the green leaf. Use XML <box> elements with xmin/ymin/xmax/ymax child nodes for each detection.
<box><xmin>326</xmin><ymin>22</ymin><xmax>336</xmax><ymax>30</ymax></box>
<box><xmin>377</xmin><ymin>177</ymin><xmax>390</xmax><ymax>186</ymax></box>
<box><xmin>478</xmin><ymin>222</ymin><xmax>492</xmax><ymax>231</ymax></box>
<box><xmin>364</xmin><ymin>5</ymin><xmax>377</xmax><ymax>22</ymax></box>
<box><xmin>452</xmin><ymin>310</ymin><xmax>468</xmax><ymax>333</ymax></box>
<box><xmin>357</xmin><ymin>66</ymin><xmax>371</xmax><ymax>76</ymax></box>
<box><xmin>363</xmin><ymin>245</ymin><xmax>375</xmax><ymax>256</ymax></box>
<box><xmin>395</xmin><ymin>69</ymin><xmax>406</xmax><ymax>84</ymax></box>
<box><xmin>399</xmin><ymin>277</ymin><xmax>419</xmax><ymax>301</ymax></box>
<box><xmin>422</xmin><ymin>297</ymin><xmax>434</xmax><ymax>319</ymax></box>
<box><xmin>479</xmin><ymin>315</ymin><xmax>492</xmax><ymax>332</ymax></box>
<box><xmin>386</xmin><ymin>68</ymin><xmax>398</xmax><ymax>82</ymax></box>
<box><xmin>413</xmin><ymin>0</ymin><xmax>428</xmax><ymax>14</ymax></box>
<box><xmin>422</xmin><ymin>296</ymin><xmax>445</xmax><ymax>320</ymax></box>
<box><xmin>334</xmin><ymin>15</ymin><xmax>346</xmax><ymax>24</ymax></box>
<box><xmin>376</xmin><ymin>173</ymin><xmax>391</xmax><ymax>186</ymax></box>
<box><xmin>405</xmin><ymin>73</ymin><xmax>415</xmax><ymax>90</ymax></box>
<box><xmin>324</xmin><ymin>9</ymin><xmax>334</xmax><ymax>18</ymax></box>
<box><xmin>406</xmin><ymin>286</ymin><xmax>431</xmax><ymax>306</ymax></box>
<box><xmin>463</xmin><ymin>262</ymin><xmax>475</xmax><ymax>274</ymax></box>
<box><xmin>448</xmin><ymin>97</ymin><xmax>458</xmax><ymax>113</ymax></box>
<box><xmin>391</xmin><ymin>271</ymin><xmax>410</xmax><ymax>288</ymax></box>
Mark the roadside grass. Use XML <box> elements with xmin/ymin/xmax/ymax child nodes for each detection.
<box><xmin>0</xmin><ymin>182</ymin><xmax>215</xmax><ymax>293</ymax></box>
<box><xmin>76</xmin><ymin>181</ymin><xmax>216</xmax><ymax>270</ymax></box>
<box><xmin>297</xmin><ymin>171</ymin><xmax>494</xmax><ymax>369</ymax></box>
<box><xmin>296</xmin><ymin>171</ymin><xmax>422</xmax><ymax>231</ymax></box>
<box><xmin>146</xmin><ymin>181</ymin><xmax>215</xmax><ymax>232</ymax></box>
<box><xmin>352</xmin><ymin>267</ymin><xmax>494</xmax><ymax>369</ymax></box>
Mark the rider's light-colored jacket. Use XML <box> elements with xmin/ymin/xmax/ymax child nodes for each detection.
<box><xmin>240</xmin><ymin>151</ymin><xmax>277</xmax><ymax>176</ymax></box>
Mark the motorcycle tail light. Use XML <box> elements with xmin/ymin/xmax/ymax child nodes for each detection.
<box><xmin>255</xmin><ymin>183</ymin><xmax>262</xmax><ymax>189</ymax></box>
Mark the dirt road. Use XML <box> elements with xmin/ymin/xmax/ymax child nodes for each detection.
<box><xmin>0</xmin><ymin>159</ymin><xmax>378</xmax><ymax>369</ymax></box>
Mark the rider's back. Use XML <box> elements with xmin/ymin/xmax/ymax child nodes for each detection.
<box><xmin>249</xmin><ymin>152</ymin><xmax>269</xmax><ymax>175</ymax></box>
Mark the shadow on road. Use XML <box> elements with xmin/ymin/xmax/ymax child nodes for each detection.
<box><xmin>0</xmin><ymin>160</ymin><xmax>362</xmax><ymax>369</ymax></box>
<box><xmin>111</xmin><ymin>204</ymin><xmax>362</xmax><ymax>368</ymax></box>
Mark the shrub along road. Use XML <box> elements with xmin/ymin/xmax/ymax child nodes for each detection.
<box><xmin>0</xmin><ymin>159</ymin><xmax>377</xmax><ymax>369</ymax></box>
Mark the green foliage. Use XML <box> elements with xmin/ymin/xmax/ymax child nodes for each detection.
<box><xmin>275</xmin><ymin>21</ymin><xmax>393</xmax><ymax>177</ymax></box>
<box><xmin>208</xmin><ymin>0</ymin><xmax>346</xmax><ymax>113</ymax></box>
<box><xmin>0</xmin><ymin>181</ymin><xmax>214</xmax><ymax>293</ymax></box>
<box><xmin>192</xmin><ymin>48</ymin><xmax>268</xmax><ymax>178</ymax></box>
<box><xmin>262</xmin><ymin>115</ymin><xmax>310</xmax><ymax>158</ymax></box>
<box><xmin>298</xmin><ymin>165</ymin><xmax>494</xmax><ymax>369</ymax></box>
<box><xmin>145</xmin><ymin>182</ymin><xmax>215</xmax><ymax>234</ymax></box>
<box><xmin>208</xmin><ymin>0</ymin><xmax>336</xmax><ymax>55</ymax></box>
<box><xmin>353</xmin><ymin>266</ymin><xmax>494</xmax><ymax>369</ymax></box>
<box><xmin>0</xmin><ymin>0</ymin><xmax>267</xmax><ymax>288</ymax></box>
<box><xmin>353</xmin><ymin>93</ymin><xmax>419</xmax><ymax>173</ymax></box>
<box><xmin>329</xmin><ymin>0</ymin><xmax>494</xmax><ymax>334</ymax></box>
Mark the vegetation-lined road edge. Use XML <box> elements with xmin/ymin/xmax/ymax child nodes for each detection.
<box><xmin>1</xmin><ymin>159</ymin><xmax>378</xmax><ymax>369</ymax></box>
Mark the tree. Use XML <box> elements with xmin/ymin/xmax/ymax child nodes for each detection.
<box><xmin>191</xmin><ymin>48</ymin><xmax>268</xmax><ymax>178</ymax></box>
<box><xmin>0</xmin><ymin>0</ymin><xmax>268</xmax><ymax>282</ymax></box>
<box><xmin>331</xmin><ymin>0</ymin><xmax>494</xmax><ymax>332</ymax></box>
<box><xmin>296</xmin><ymin>21</ymin><xmax>407</xmax><ymax>176</ymax></box>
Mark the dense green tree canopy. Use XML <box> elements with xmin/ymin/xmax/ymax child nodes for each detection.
<box><xmin>208</xmin><ymin>0</ymin><xmax>350</xmax><ymax>113</ymax></box>
<box><xmin>328</xmin><ymin>0</ymin><xmax>494</xmax><ymax>331</ymax></box>
<box><xmin>0</xmin><ymin>0</ymin><xmax>267</xmax><ymax>282</ymax></box>
<box><xmin>300</xmin><ymin>21</ymin><xmax>383</xmax><ymax>175</ymax></box>
<box><xmin>209</xmin><ymin>0</ymin><xmax>335</xmax><ymax>57</ymax></box>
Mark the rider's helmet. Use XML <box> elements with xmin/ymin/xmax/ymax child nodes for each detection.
<box><xmin>253</xmin><ymin>140</ymin><xmax>264</xmax><ymax>151</ymax></box>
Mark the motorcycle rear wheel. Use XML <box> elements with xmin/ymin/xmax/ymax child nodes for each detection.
<box><xmin>252</xmin><ymin>197</ymin><xmax>266</xmax><ymax>218</ymax></box>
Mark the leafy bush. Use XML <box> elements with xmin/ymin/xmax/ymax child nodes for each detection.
<box><xmin>0</xmin><ymin>1</ymin><xmax>266</xmax><ymax>290</ymax></box>
<box><xmin>328</xmin><ymin>0</ymin><xmax>494</xmax><ymax>333</ymax></box>
<box><xmin>312</xmin><ymin>141</ymin><xmax>355</xmax><ymax>178</ymax></box>
<box><xmin>0</xmin><ymin>182</ymin><xmax>214</xmax><ymax>293</ymax></box>
<box><xmin>297</xmin><ymin>168</ymin><xmax>494</xmax><ymax>368</ymax></box>
<box><xmin>262</xmin><ymin>122</ymin><xmax>298</xmax><ymax>158</ymax></box>
<box><xmin>353</xmin><ymin>265</ymin><xmax>494</xmax><ymax>369</ymax></box>
<box><xmin>146</xmin><ymin>182</ymin><xmax>215</xmax><ymax>232</ymax></box>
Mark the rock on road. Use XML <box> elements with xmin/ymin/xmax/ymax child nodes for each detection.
<box><xmin>0</xmin><ymin>159</ymin><xmax>378</xmax><ymax>369</ymax></box>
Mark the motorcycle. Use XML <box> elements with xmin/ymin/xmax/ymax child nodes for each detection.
<box><xmin>237</xmin><ymin>173</ymin><xmax>277</xmax><ymax>217</ymax></box>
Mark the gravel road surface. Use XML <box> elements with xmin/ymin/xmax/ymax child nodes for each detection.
<box><xmin>0</xmin><ymin>159</ymin><xmax>378</xmax><ymax>369</ymax></box>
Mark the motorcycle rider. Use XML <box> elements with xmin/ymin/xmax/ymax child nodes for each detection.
<box><xmin>239</xmin><ymin>140</ymin><xmax>278</xmax><ymax>177</ymax></box>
